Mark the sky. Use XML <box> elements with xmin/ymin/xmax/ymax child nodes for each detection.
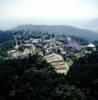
<box><xmin>0</xmin><ymin>0</ymin><xmax>98</xmax><ymax>30</ymax></box>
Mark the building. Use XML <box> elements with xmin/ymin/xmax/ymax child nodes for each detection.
<box><xmin>44</xmin><ymin>53</ymin><xmax>69</xmax><ymax>75</ymax></box>
<box><xmin>64</xmin><ymin>40</ymin><xmax>81</xmax><ymax>53</ymax></box>
<box><xmin>87</xmin><ymin>43</ymin><xmax>96</xmax><ymax>51</ymax></box>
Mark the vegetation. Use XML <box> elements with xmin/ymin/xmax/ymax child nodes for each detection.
<box><xmin>0</xmin><ymin>54</ymin><xmax>85</xmax><ymax>100</ymax></box>
<box><xmin>0</xmin><ymin>30</ymin><xmax>98</xmax><ymax>100</ymax></box>
<box><xmin>67</xmin><ymin>51</ymin><xmax>98</xmax><ymax>100</ymax></box>
<box><xmin>0</xmin><ymin>51</ymin><xmax>98</xmax><ymax>100</ymax></box>
<box><xmin>0</xmin><ymin>31</ymin><xmax>15</xmax><ymax>58</ymax></box>
<box><xmin>13</xmin><ymin>25</ymin><xmax>98</xmax><ymax>41</ymax></box>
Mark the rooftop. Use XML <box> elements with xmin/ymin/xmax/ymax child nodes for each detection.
<box><xmin>44</xmin><ymin>53</ymin><xmax>69</xmax><ymax>74</ymax></box>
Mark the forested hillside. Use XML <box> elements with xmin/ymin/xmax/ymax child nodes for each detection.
<box><xmin>0</xmin><ymin>31</ymin><xmax>15</xmax><ymax>57</ymax></box>
<box><xmin>0</xmin><ymin>51</ymin><xmax>98</xmax><ymax>100</ymax></box>
<box><xmin>13</xmin><ymin>25</ymin><xmax>98</xmax><ymax>41</ymax></box>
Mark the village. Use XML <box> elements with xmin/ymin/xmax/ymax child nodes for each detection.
<box><xmin>8</xmin><ymin>33</ymin><xmax>97</xmax><ymax>74</ymax></box>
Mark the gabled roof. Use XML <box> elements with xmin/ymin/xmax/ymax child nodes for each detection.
<box><xmin>87</xmin><ymin>43</ymin><xmax>95</xmax><ymax>48</ymax></box>
<box><xmin>44</xmin><ymin>53</ymin><xmax>69</xmax><ymax>74</ymax></box>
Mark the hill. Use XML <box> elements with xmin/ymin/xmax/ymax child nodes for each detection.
<box><xmin>13</xmin><ymin>25</ymin><xmax>98</xmax><ymax>41</ymax></box>
<box><xmin>81</xmin><ymin>19</ymin><xmax>98</xmax><ymax>32</ymax></box>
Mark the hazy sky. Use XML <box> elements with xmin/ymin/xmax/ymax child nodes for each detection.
<box><xmin>0</xmin><ymin>0</ymin><xmax>98</xmax><ymax>30</ymax></box>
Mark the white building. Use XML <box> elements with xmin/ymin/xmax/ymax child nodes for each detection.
<box><xmin>87</xmin><ymin>43</ymin><xmax>96</xmax><ymax>51</ymax></box>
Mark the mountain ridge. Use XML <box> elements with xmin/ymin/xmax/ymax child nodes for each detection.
<box><xmin>13</xmin><ymin>25</ymin><xmax>98</xmax><ymax>41</ymax></box>
<box><xmin>81</xmin><ymin>19</ymin><xmax>98</xmax><ymax>32</ymax></box>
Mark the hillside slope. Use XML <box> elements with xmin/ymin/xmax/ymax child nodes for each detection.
<box><xmin>81</xmin><ymin>19</ymin><xmax>98</xmax><ymax>32</ymax></box>
<box><xmin>13</xmin><ymin>25</ymin><xmax>98</xmax><ymax>41</ymax></box>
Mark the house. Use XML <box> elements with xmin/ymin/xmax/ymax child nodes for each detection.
<box><xmin>44</xmin><ymin>53</ymin><xmax>69</xmax><ymax>75</ymax></box>
<box><xmin>45</xmin><ymin>48</ymin><xmax>52</xmax><ymax>55</ymax></box>
<box><xmin>21</xmin><ymin>43</ymin><xmax>34</xmax><ymax>49</ymax></box>
<box><xmin>31</xmin><ymin>39</ymin><xmax>41</xmax><ymax>44</ymax></box>
<box><xmin>24</xmin><ymin>40</ymin><xmax>31</xmax><ymax>44</ymax></box>
<box><xmin>87</xmin><ymin>43</ymin><xmax>96</xmax><ymax>51</ymax></box>
<box><xmin>64</xmin><ymin>40</ymin><xmax>81</xmax><ymax>53</ymax></box>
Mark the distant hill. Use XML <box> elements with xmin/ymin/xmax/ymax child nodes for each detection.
<box><xmin>81</xmin><ymin>19</ymin><xmax>98</xmax><ymax>32</ymax></box>
<box><xmin>13</xmin><ymin>25</ymin><xmax>98</xmax><ymax>41</ymax></box>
